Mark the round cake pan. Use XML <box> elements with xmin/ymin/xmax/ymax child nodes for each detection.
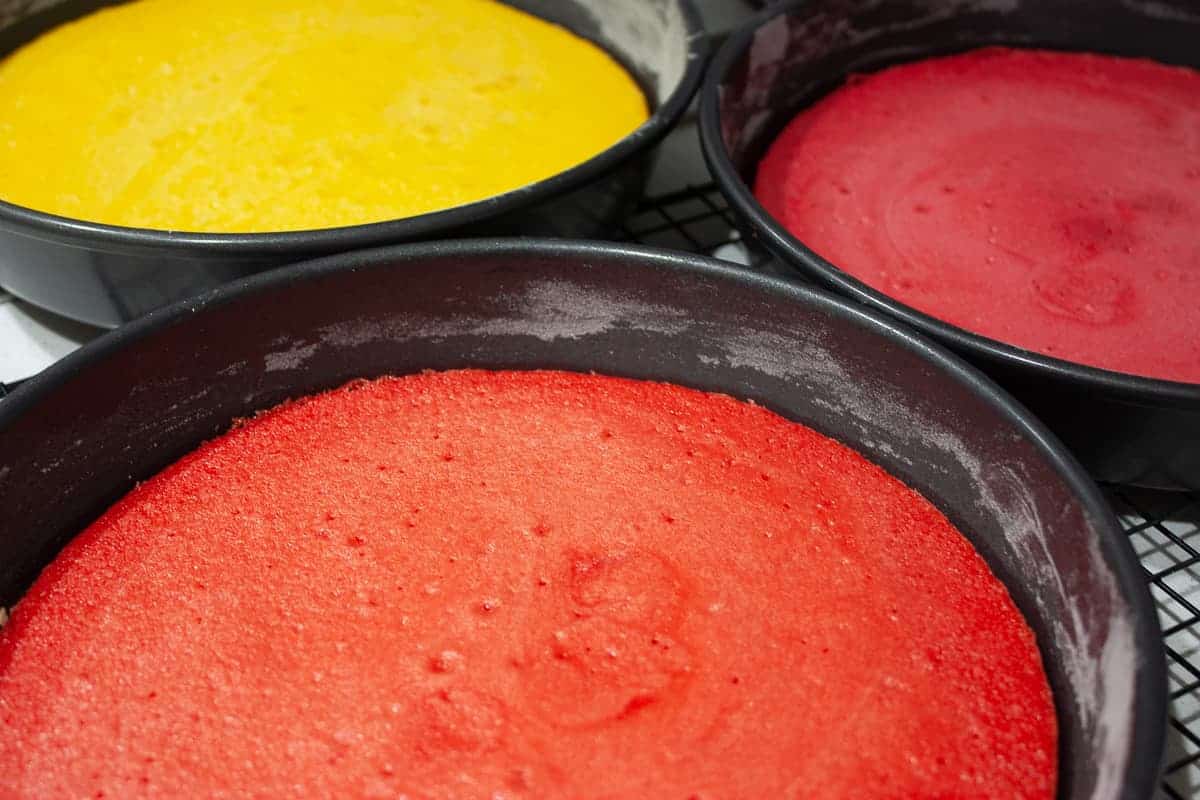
<box><xmin>699</xmin><ymin>0</ymin><xmax>1200</xmax><ymax>491</ymax></box>
<box><xmin>0</xmin><ymin>239</ymin><xmax>1165</xmax><ymax>797</ymax></box>
<box><xmin>0</xmin><ymin>0</ymin><xmax>706</xmax><ymax>327</ymax></box>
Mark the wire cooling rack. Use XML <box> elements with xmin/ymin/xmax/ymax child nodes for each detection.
<box><xmin>1112</xmin><ymin>488</ymin><xmax>1200</xmax><ymax>799</ymax></box>
<box><xmin>0</xmin><ymin>183</ymin><xmax>1196</xmax><ymax>798</ymax></box>
<box><xmin>622</xmin><ymin>183</ymin><xmax>1200</xmax><ymax>800</ymax></box>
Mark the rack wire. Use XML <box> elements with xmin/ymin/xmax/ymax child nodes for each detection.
<box><xmin>626</xmin><ymin>182</ymin><xmax>1200</xmax><ymax>800</ymax></box>
<box><xmin>0</xmin><ymin>181</ymin><xmax>1196</xmax><ymax>797</ymax></box>
<box><xmin>1112</xmin><ymin>488</ymin><xmax>1200</xmax><ymax>799</ymax></box>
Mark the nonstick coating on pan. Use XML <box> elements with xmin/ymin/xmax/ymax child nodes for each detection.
<box><xmin>0</xmin><ymin>240</ymin><xmax>1165</xmax><ymax>799</ymax></box>
<box><xmin>0</xmin><ymin>0</ymin><xmax>707</xmax><ymax>326</ymax></box>
<box><xmin>698</xmin><ymin>0</ymin><xmax>1200</xmax><ymax>490</ymax></box>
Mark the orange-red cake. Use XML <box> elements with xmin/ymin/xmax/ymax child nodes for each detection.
<box><xmin>0</xmin><ymin>370</ymin><xmax>1056</xmax><ymax>797</ymax></box>
<box><xmin>757</xmin><ymin>48</ymin><xmax>1200</xmax><ymax>383</ymax></box>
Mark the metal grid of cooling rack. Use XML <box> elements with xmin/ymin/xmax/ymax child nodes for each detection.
<box><xmin>625</xmin><ymin>182</ymin><xmax>1200</xmax><ymax>800</ymax></box>
<box><xmin>1111</xmin><ymin>488</ymin><xmax>1200</xmax><ymax>799</ymax></box>
<box><xmin>0</xmin><ymin>182</ymin><xmax>1196</xmax><ymax>797</ymax></box>
<box><xmin>616</xmin><ymin>183</ymin><xmax>770</xmax><ymax>269</ymax></box>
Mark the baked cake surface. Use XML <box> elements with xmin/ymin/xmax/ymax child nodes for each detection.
<box><xmin>0</xmin><ymin>0</ymin><xmax>648</xmax><ymax>232</ymax></box>
<box><xmin>757</xmin><ymin>48</ymin><xmax>1200</xmax><ymax>383</ymax></box>
<box><xmin>0</xmin><ymin>370</ymin><xmax>1056</xmax><ymax>797</ymax></box>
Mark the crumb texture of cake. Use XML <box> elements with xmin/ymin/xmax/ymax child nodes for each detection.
<box><xmin>757</xmin><ymin>48</ymin><xmax>1200</xmax><ymax>383</ymax></box>
<box><xmin>0</xmin><ymin>370</ymin><xmax>1056</xmax><ymax>798</ymax></box>
<box><xmin>0</xmin><ymin>0</ymin><xmax>648</xmax><ymax>232</ymax></box>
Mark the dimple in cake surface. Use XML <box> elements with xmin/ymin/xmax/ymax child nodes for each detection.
<box><xmin>756</xmin><ymin>48</ymin><xmax>1200</xmax><ymax>383</ymax></box>
<box><xmin>0</xmin><ymin>0</ymin><xmax>648</xmax><ymax>232</ymax></box>
<box><xmin>0</xmin><ymin>370</ymin><xmax>1056</xmax><ymax>798</ymax></box>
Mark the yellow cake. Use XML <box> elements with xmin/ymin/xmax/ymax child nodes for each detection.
<box><xmin>0</xmin><ymin>0</ymin><xmax>649</xmax><ymax>232</ymax></box>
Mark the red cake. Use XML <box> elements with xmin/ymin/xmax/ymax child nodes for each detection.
<box><xmin>0</xmin><ymin>370</ymin><xmax>1056</xmax><ymax>797</ymax></box>
<box><xmin>757</xmin><ymin>48</ymin><xmax>1200</xmax><ymax>383</ymax></box>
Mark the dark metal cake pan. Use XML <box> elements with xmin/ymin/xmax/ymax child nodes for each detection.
<box><xmin>0</xmin><ymin>0</ymin><xmax>707</xmax><ymax>327</ymax></box>
<box><xmin>0</xmin><ymin>239</ymin><xmax>1165</xmax><ymax>798</ymax></box>
<box><xmin>699</xmin><ymin>0</ymin><xmax>1200</xmax><ymax>490</ymax></box>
